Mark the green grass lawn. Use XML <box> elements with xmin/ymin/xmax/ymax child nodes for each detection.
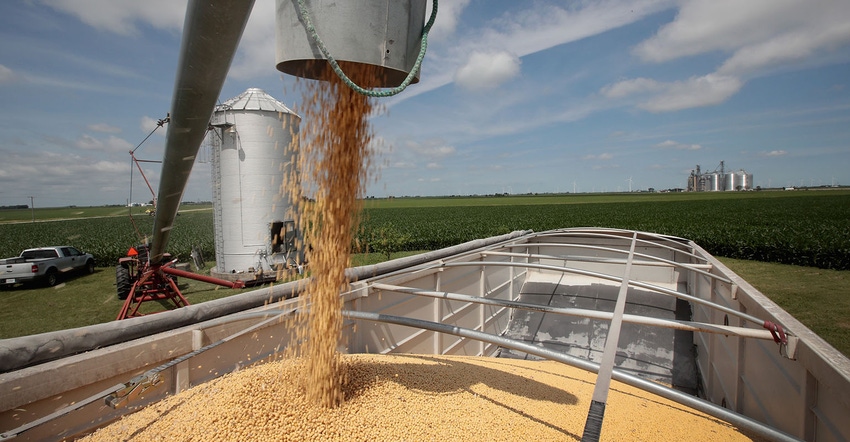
<box><xmin>0</xmin><ymin>252</ymin><xmax>415</xmax><ymax>339</ymax></box>
<box><xmin>1</xmin><ymin>252</ymin><xmax>847</xmax><ymax>359</ymax></box>
<box><xmin>0</xmin><ymin>261</ymin><xmax>250</xmax><ymax>336</ymax></box>
<box><xmin>719</xmin><ymin>257</ymin><xmax>850</xmax><ymax>356</ymax></box>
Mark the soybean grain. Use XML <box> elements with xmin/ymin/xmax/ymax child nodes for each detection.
<box><xmin>82</xmin><ymin>354</ymin><xmax>763</xmax><ymax>441</ymax></box>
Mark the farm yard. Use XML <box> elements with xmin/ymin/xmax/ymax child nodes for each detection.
<box><xmin>1</xmin><ymin>189</ymin><xmax>848</xmax><ymax>355</ymax></box>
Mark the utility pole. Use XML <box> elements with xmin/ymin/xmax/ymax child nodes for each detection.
<box><xmin>29</xmin><ymin>196</ymin><xmax>34</xmax><ymax>223</ymax></box>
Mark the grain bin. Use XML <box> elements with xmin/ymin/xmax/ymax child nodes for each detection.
<box><xmin>726</xmin><ymin>169</ymin><xmax>753</xmax><ymax>191</ymax></box>
<box><xmin>209</xmin><ymin>88</ymin><xmax>302</xmax><ymax>282</ymax></box>
<box><xmin>740</xmin><ymin>170</ymin><xmax>753</xmax><ymax>190</ymax></box>
<box><xmin>705</xmin><ymin>172</ymin><xmax>723</xmax><ymax>191</ymax></box>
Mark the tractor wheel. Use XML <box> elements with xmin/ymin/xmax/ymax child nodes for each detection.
<box><xmin>116</xmin><ymin>265</ymin><xmax>132</xmax><ymax>300</ymax></box>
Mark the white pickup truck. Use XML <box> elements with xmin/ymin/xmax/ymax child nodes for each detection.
<box><xmin>1</xmin><ymin>246</ymin><xmax>95</xmax><ymax>288</ymax></box>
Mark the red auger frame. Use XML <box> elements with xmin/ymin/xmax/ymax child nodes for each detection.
<box><xmin>116</xmin><ymin>245</ymin><xmax>244</xmax><ymax>320</ymax></box>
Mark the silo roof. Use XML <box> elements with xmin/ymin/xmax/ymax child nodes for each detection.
<box><xmin>216</xmin><ymin>87</ymin><xmax>296</xmax><ymax>114</ymax></box>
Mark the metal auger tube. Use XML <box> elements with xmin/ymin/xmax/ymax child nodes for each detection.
<box><xmin>149</xmin><ymin>0</ymin><xmax>255</xmax><ymax>263</ymax></box>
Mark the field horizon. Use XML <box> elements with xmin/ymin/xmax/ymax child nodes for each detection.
<box><xmin>2</xmin><ymin>188</ymin><xmax>848</xmax><ymax>271</ymax></box>
<box><xmin>1</xmin><ymin>190</ymin><xmax>848</xmax><ymax>356</ymax></box>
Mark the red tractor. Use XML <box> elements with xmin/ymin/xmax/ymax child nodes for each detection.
<box><xmin>115</xmin><ymin>243</ymin><xmax>244</xmax><ymax>320</ymax></box>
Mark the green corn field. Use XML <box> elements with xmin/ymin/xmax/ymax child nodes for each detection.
<box><xmin>1</xmin><ymin>190</ymin><xmax>848</xmax><ymax>270</ymax></box>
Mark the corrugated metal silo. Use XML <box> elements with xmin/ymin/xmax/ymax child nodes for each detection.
<box><xmin>725</xmin><ymin>172</ymin><xmax>738</xmax><ymax>191</ymax></box>
<box><xmin>705</xmin><ymin>173</ymin><xmax>723</xmax><ymax>191</ymax></box>
<box><xmin>208</xmin><ymin>88</ymin><xmax>302</xmax><ymax>282</ymax></box>
<box><xmin>739</xmin><ymin>170</ymin><xmax>753</xmax><ymax>190</ymax></box>
<box><xmin>726</xmin><ymin>170</ymin><xmax>754</xmax><ymax>191</ymax></box>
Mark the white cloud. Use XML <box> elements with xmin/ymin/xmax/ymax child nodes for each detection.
<box><xmin>75</xmin><ymin>134</ymin><xmax>102</xmax><ymax>151</ymax></box>
<box><xmin>0</xmin><ymin>150</ymin><xmax>131</xmax><ymax>204</ymax></box>
<box><xmin>43</xmin><ymin>0</ymin><xmax>275</xmax><ymax>81</ymax></box>
<box><xmin>42</xmin><ymin>0</ymin><xmax>186</xmax><ymax>35</ymax></box>
<box><xmin>583</xmin><ymin>153</ymin><xmax>613</xmax><ymax>160</ymax></box>
<box><xmin>75</xmin><ymin>134</ymin><xmax>133</xmax><ymax>152</ymax></box>
<box><xmin>227</xmin><ymin>0</ymin><xmax>277</xmax><ymax>80</ymax></box>
<box><xmin>87</xmin><ymin>123</ymin><xmax>122</xmax><ymax>134</ymax></box>
<box><xmin>390</xmin><ymin>0</ymin><xmax>673</xmax><ymax>103</ymax></box>
<box><xmin>654</xmin><ymin>140</ymin><xmax>702</xmax><ymax>151</ymax></box>
<box><xmin>717</xmin><ymin>25</ymin><xmax>850</xmax><ymax>77</ymax></box>
<box><xmin>23</xmin><ymin>74</ymin><xmax>135</xmax><ymax>94</ymax></box>
<box><xmin>406</xmin><ymin>139</ymin><xmax>456</xmax><ymax>159</ymax></box>
<box><xmin>607</xmin><ymin>0</ymin><xmax>850</xmax><ymax>113</ymax></box>
<box><xmin>635</xmin><ymin>0</ymin><xmax>850</xmax><ymax>69</ymax></box>
<box><xmin>0</xmin><ymin>64</ymin><xmax>15</xmax><ymax>83</ymax></box>
<box><xmin>602</xmin><ymin>74</ymin><xmax>742</xmax><ymax>112</ymax></box>
<box><xmin>91</xmin><ymin>160</ymin><xmax>129</xmax><ymax>173</ymax></box>
<box><xmin>427</xmin><ymin>0</ymin><xmax>471</xmax><ymax>43</ymax></box>
<box><xmin>454</xmin><ymin>51</ymin><xmax>521</xmax><ymax>91</ymax></box>
<box><xmin>592</xmin><ymin>163</ymin><xmax>620</xmax><ymax>170</ymax></box>
<box><xmin>762</xmin><ymin>150</ymin><xmax>787</xmax><ymax>157</ymax></box>
<box><xmin>635</xmin><ymin>0</ymin><xmax>787</xmax><ymax>62</ymax></box>
<box><xmin>140</xmin><ymin>116</ymin><xmax>168</xmax><ymax>135</ymax></box>
<box><xmin>638</xmin><ymin>74</ymin><xmax>743</xmax><ymax>113</ymax></box>
<box><xmin>600</xmin><ymin>77</ymin><xmax>662</xmax><ymax>98</ymax></box>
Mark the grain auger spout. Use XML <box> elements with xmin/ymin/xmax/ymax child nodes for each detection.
<box><xmin>116</xmin><ymin>0</ymin><xmax>255</xmax><ymax>319</ymax></box>
<box><xmin>148</xmin><ymin>0</ymin><xmax>255</xmax><ymax>265</ymax></box>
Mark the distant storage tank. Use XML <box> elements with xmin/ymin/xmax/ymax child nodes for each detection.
<box><xmin>726</xmin><ymin>170</ymin><xmax>753</xmax><ymax>191</ymax></box>
<box><xmin>705</xmin><ymin>173</ymin><xmax>723</xmax><ymax>192</ymax></box>
<box><xmin>725</xmin><ymin>172</ymin><xmax>738</xmax><ymax>191</ymax></box>
<box><xmin>209</xmin><ymin>88</ymin><xmax>302</xmax><ymax>282</ymax></box>
<box><xmin>742</xmin><ymin>171</ymin><xmax>753</xmax><ymax>190</ymax></box>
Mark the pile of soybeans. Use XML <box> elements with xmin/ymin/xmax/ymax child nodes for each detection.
<box><xmin>82</xmin><ymin>353</ymin><xmax>761</xmax><ymax>441</ymax></box>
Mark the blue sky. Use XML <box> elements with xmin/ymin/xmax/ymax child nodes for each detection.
<box><xmin>1</xmin><ymin>0</ymin><xmax>849</xmax><ymax>207</ymax></box>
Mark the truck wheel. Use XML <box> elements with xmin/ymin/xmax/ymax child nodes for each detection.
<box><xmin>116</xmin><ymin>266</ymin><xmax>132</xmax><ymax>300</ymax></box>
<box><xmin>44</xmin><ymin>269</ymin><xmax>59</xmax><ymax>287</ymax></box>
<box><xmin>85</xmin><ymin>259</ymin><xmax>96</xmax><ymax>275</ymax></box>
